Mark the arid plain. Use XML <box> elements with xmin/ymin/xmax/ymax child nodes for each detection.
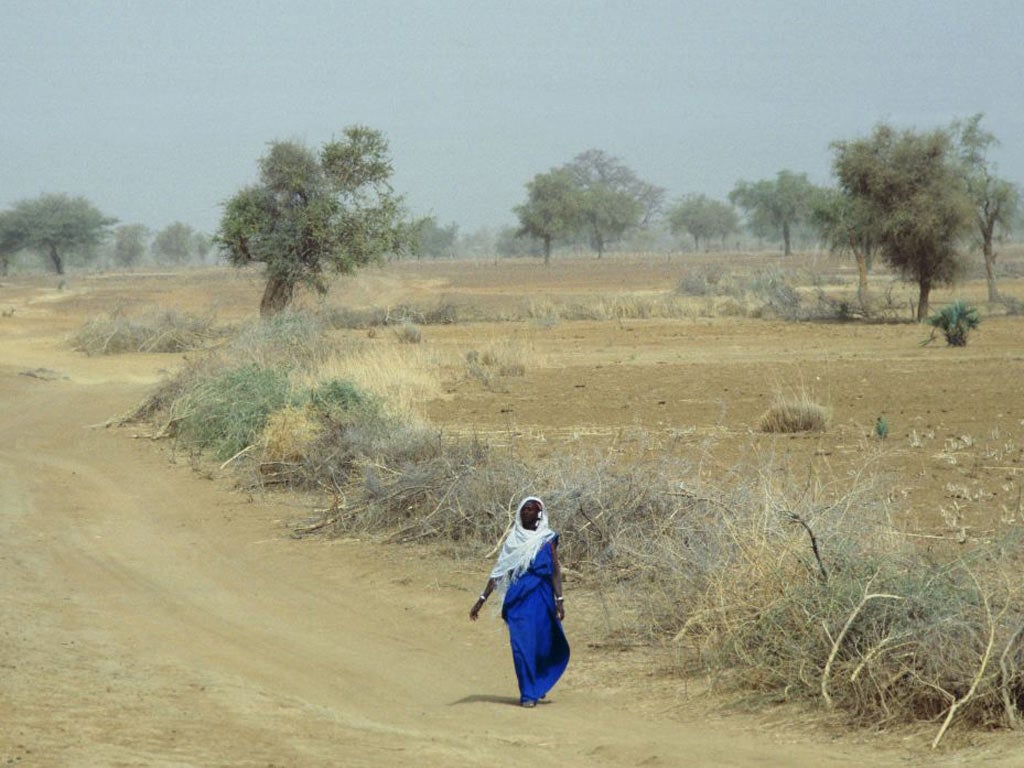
<box><xmin>2</xmin><ymin>253</ymin><xmax>1023</xmax><ymax>766</ymax></box>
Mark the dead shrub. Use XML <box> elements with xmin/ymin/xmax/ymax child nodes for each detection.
<box><xmin>676</xmin><ymin>266</ymin><xmax>727</xmax><ymax>297</ymax></box>
<box><xmin>72</xmin><ymin>306</ymin><xmax>219</xmax><ymax>355</ymax></box>
<box><xmin>745</xmin><ymin>268</ymin><xmax>804</xmax><ymax>320</ymax></box>
<box><xmin>321</xmin><ymin>302</ymin><xmax>458</xmax><ymax>329</ymax></box>
<box><xmin>230</xmin><ymin>312</ymin><xmax>334</xmax><ymax>371</ymax></box>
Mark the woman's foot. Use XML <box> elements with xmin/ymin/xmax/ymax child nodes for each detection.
<box><xmin>521</xmin><ymin>699</ymin><xmax>537</xmax><ymax>708</ymax></box>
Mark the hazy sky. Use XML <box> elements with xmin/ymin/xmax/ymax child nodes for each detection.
<box><xmin>3</xmin><ymin>0</ymin><xmax>1023</xmax><ymax>237</ymax></box>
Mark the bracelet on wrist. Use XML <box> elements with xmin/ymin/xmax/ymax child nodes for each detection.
<box><xmin>555</xmin><ymin>596</ymin><xmax>564</xmax><ymax>602</ymax></box>
<box><xmin>479</xmin><ymin>593</ymin><xmax>488</xmax><ymax>602</ymax></box>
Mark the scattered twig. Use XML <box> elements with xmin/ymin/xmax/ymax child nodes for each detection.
<box><xmin>787</xmin><ymin>511</ymin><xmax>828</xmax><ymax>582</ymax></box>
<box><xmin>220</xmin><ymin>444</ymin><xmax>255</xmax><ymax>469</ymax></box>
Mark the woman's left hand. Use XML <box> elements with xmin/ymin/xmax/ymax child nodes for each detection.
<box><xmin>556</xmin><ymin>602</ymin><xmax>565</xmax><ymax>621</ymax></box>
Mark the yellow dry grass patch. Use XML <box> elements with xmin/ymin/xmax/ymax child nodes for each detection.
<box><xmin>261</xmin><ymin>405</ymin><xmax>324</xmax><ymax>463</ymax></box>
<box><xmin>304</xmin><ymin>342</ymin><xmax>447</xmax><ymax>422</ymax></box>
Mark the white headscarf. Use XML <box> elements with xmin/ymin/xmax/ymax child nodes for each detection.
<box><xmin>490</xmin><ymin>496</ymin><xmax>557</xmax><ymax>594</ymax></box>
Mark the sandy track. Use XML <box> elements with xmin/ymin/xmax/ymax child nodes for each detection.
<box><xmin>0</xmin><ymin>374</ymin><xmax>870</xmax><ymax>767</ymax></box>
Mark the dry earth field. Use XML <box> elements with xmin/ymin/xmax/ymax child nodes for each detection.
<box><xmin>2</xmin><ymin>253</ymin><xmax>1023</xmax><ymax>766</ymax></box>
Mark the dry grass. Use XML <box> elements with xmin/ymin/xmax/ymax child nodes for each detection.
<box><xmin>758</xmin><ymin>392</ymin><xmax>832</xmax><ymax>433</ymax></box>
<box><xmin>297</xmin><ymin>342</ymin><xmax>445</xmax><ymax>424</ymax></box>
<box><xmin>71</xmin><ymin>306</ymin><xmax>220</xmax><ymax>355</ymax></box>
<box><xmin>394</xmin><ymin>322</ymin><xmax>422</xmax><ymax>344</ymax></box>
<box><xmin>261</xmin><ymin>405</ymin><xmax>324</xmax><ymax>463</ymax></box>
<box><xmin>476</xmin><ymin>338</ymin><xmax>529</xmax><ymax>377</ymax></box>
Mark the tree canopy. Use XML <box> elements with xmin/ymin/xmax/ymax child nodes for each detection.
<box><xmin>514</xmin><ymin>168</ymin><xmax>583</xmax><ymax>263</ymax></box>
<box><xmin>566</xmin><ymin>149</ymin><xmax>664</xmax><ymax>258</ymax></box>
<box><xmin>112</xmin><ymin>224</ymin><xmax>149</xmax><ymax>269</ymax></box>
<box><xmin>667</xmin><ymin>194</ymin><xmax>738</xmax><ymax>250</ymax></box>
<box><xmin>729</xmin><ymin>171</ymin><xmax>818</xmax><ymax>256</ymax></box>
<box><xmin>832</xmin><ymin>123</ymin><xmax>974</xmax><ymax>320</ymax></box>
<box><xmin>411</xmin><ymin>216</ymin><xmax>459</xmax><ymax>259</ymax></box>
<box><xmin>152</xmin><ymin>222</ymin><xmax>196</xmax><ymax>265</ymax></box>
<box><xmin>810</xmin><ymin>188</ymin><xmax>880</xmax><ymax>311</ymax></box>
<box><xmin>949</xmin><ymin>113</ymin><xmax>1021</xmax><ymax>301</ymax></box>
<box><xmin>0</xmin><ymin>193</ymin><xmax>116</xmax><ymax>274</ymax></box>
<box><xmin>512</xmin><ymin>150</ymin><xmax>664</xmax><ymax>260</ymax></box>
<box><xmin>216</xmin><ymin>126</ymin><xmax>414</xmax><ymax>316</ymax></box>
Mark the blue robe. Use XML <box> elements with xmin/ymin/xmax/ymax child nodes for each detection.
<box><xmin>501</xmin><ymin>535</ymin><xmax>570</xmax><ymax>704</ymax></box>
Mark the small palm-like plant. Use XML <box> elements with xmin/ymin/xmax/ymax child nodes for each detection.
<box><xmin>926</xmin><ymin>300</ymin><xmax>980</xmax><ymax>347</ymax></box>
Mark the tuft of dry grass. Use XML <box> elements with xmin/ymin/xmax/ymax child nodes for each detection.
<box><xmin>758</xmin><ymin>392</ymin><xmax>832</xmax><ymax>433</ymax></box>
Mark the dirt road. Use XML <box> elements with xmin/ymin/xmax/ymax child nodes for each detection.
<box><xmin>1</xmin><ymin>276</ymin><xmax>1018</xmax><ymax>766</ymax></box>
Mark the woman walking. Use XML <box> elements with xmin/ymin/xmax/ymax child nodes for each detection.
<box><xmin>469</xmin><ymin>496</ymin><xmax>570</xmax><ymax>707</ymax></box>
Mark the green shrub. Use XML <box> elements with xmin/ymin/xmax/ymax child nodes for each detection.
<box><xmin>309</xmin><ymin>379</ymin><xmax>377</xmax><ymax>423</ymax></box>
<box><xmin>175</xmin><ymin>364</ymin><xmax>293</xmax><ymax>459</ymax></box>
<box><xmin>926</xmin><ymin>300</ymin><xmax>981</xmax><ymax>346</ymax></box>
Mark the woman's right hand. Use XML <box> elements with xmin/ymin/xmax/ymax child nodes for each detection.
<box><xmin>469</xmin><ymin>600</ymin><xmax>483</xmax><ymax>621</ymax></box>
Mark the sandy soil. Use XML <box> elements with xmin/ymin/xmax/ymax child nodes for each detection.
<box><xmin>2</xmin><ymin>262</ymin><xmax>1023</xmax><ymax>766</ymax></box>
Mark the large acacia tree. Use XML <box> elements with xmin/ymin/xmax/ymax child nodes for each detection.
<box><xmin>0</xmin><ymin>193</ymin><xmax>116</xmax><ymax>274</ymax></box>
<box><xmin>729</xmin><ymin>170</ymin><xmax>818</xmax><ymax>256</ymax></box>
<box><xmin>832</xmin><ymin>124</ymin><xmax>973</xmax><ymax>321</ymax></box>
<box><xmin>566</xmin><ymin>149</ymin><xmax>664</xmax><ymax>258</ymax></box>
<box><xmin>513</xmin><ymin>168</ymin><xmax>582</xmax><ymax>264</ymax></box>
<box><xmin>217</xmin><ymin>126</ymin><xmax>413</xmax><ymax>316</ymax></box>
<box><xmin>950</xmin><ymin>113</ymin><xmax>1020</xmax><ymax>302</ymax></box>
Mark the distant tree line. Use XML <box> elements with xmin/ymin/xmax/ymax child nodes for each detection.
<box><xmin>0</xmin><ymin>192</ymin><xmax>214</xmax><ymax>276</ymax></box>
<box><xmin>513</xmin><ymin>149</ymin><xmax>667</xmax><ymax>263</ymax></box>
<box><xmin>502</xmin><ymin>113</ymin><xmax>1019</xmax><ymax>318</ymax></box>
<box><xmin>1</xmin><ymin>113</ymin><xmax>1018</xmax><ymax>322</ymax></box>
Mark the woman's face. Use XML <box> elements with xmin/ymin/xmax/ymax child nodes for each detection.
<box><xmin>520</xmin><ymin>500</ymin><xmax>542</xmax><ymax>530</ymax></box>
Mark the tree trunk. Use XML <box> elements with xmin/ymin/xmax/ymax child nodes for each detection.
<box><xmin>782</xmin><ymin>222</ymin><xmax>791</xmax><ymax>257</ymax></box>
<box><xmin>48</xmin><ymin>243</ymin><xmax>64</xmax><ymax>275</ymax></box>
<box><xmin>543</xmin><ymin>236</ymin><xmax>551</xmax><ymax>266</ymax></box>
<box><xmin>916</xmin><ymin>279</ymin><xmax>932</xmax><ymax>322</ymax></box>
<box><xmin>260</xmin><ymin>275</ymin><xmax>295</xmax><ymax>317</ymax></box>
<box><xmin>855</xmin><ymin>251</ymin><xmax>869</xmax><ymax>312</ymax></box>
<box><xmin>983</xmin><ymin>239</ymin><xmax>998</xmax><ymax>302</ymax></box>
